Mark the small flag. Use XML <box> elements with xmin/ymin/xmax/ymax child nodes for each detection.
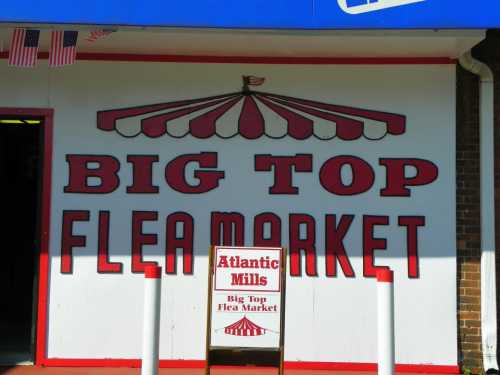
<box><xmin>244</xmin><ymin>76</ymin><xmax>266</xmax><ymax>86</ymax></box>
<box><xmin>85</xmin><ymin>29</ymin><xmax>116</xmax><ymax>43</ymax></box>
<box><xmin>8</xmin><ymin>28</ymin><xmax>40</xmax><ymax>68</ymax></box>
<box><xmin>49</xmin><ymin>30</ymin><xmax>78</xmax><ymax>67</ymax></box>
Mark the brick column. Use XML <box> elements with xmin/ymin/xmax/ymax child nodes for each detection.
<box><xmin>456</xmin><ymin>30</ymin><xmax>500</xmax><ymax>373</ymax></box>
<box><xmin>457</xmin><ymin>62</ymin><xmax>483</xmax><ymax>372</ymax></box>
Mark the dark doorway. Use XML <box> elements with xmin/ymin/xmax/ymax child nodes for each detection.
<box><xmin>0</xmin><ymin>116</ymin><xmax>43</xmax><ymax>364</ymax></box>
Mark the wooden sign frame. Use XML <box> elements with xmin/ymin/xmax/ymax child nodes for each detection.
<box><xmin>205</xmin><ymin>246</ymin><xmax>287</xmax><ymax>375</ymax></box>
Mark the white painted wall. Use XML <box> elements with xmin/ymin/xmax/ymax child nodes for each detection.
<box><xmin>0</xmin><ymin>60</ymin><xmax>456</xmax><ymax>365</ymax></box>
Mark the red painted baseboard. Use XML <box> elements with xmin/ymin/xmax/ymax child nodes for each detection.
<box><xmin>42</xmin><ymin>358</ymin><xmax>205</xmax><ymax>368</ymax></box>
<box><xmin>40</xmin><ymin>358</ymin><xmax>460</xmax><ymax>373</ymax></box>
<box><xmin>285</xmin><ymin>361</ymin><xmax>460</xmax><ymax>373</ymax></box>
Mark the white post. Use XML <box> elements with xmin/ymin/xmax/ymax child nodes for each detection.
<box><xmin>377</xmin><ymin>269</ymin><xmax>394</xmax><ymax>375</ymax></box>
<box><xmin>479</xmin><ymin>80</ymin><xmax>498</xmax><ymax>372</ymax></box>
<box><xmin>142</xmin><ymin>265</ymin><xmax>162</xmax><ymax>375</ymax></box>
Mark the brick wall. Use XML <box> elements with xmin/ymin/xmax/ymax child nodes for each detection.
<box><xmin>456</xmin><ymin>30</ymin><xmax>500</xmax><ymax>373</ymax></box>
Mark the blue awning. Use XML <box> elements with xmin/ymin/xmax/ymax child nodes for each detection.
<box><xmin>1</xmin><ymin>0</ymin><xmax>500</xmax><ymax>29</ymax></box>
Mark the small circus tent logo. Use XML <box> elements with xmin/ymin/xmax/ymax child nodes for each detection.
<box><xmin>97</xmin><ymin>76</ymin><xmax>406</xmax><ymax>141</ymax></box>
<box><xmin>224</xmin><ymin>316</ymin><xmax>266</xmax><ymax>337</ymax></box>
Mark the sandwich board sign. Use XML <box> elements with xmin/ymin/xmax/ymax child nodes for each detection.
<box><xmin>206</xmin><ymin>246</ymin><xmax>286</xmax><ymax>373</ymax></box>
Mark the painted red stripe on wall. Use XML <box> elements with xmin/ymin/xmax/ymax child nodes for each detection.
<box><xmin>40</xmin><ymin>358</ymin><xmax>460</xmax><ymax>373</ymax></box>
<box><xmin>0</xmin><ymin>51</ymin><xmax>456</xmax><ymax>65</ymax></box>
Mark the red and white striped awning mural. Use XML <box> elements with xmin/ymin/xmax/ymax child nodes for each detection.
<box><xmin>224</xmin><ymin>316</ymin><xmax>266</xmax><ymax>337</ymax></box>
<box><xmin>97</xmin><ymin>77</ymin><xmax>406</xmax><ymax>141</ymax></box>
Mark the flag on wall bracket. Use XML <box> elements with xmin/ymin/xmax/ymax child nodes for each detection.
<box><xmin>49</xmin><ymin>30</ymin><xmax>78</xmax><ymax>67</ymax></box>
<box><xmin>8</xmin><ymin>28</ymin><xmax>40</xmax><ymax>68</ymax></box>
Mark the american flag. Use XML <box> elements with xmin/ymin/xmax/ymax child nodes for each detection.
<box><xmin>8</xmin><ymin>28</ymin><xmax>40</xmax><ymax>68</ymax></box>
<box><xmin>244</xmin><ymin>76</ymin><xmax>266</xmax><ymax>86</ymax></box>
<box><xmin>85</xmin><ymin>29</ymin><xmax>116</xmax><ymax>43</ymax></box>
<box><xmin>49</xmin><ymin>31</ymin><xmax>78</xmax><ymax>67</ymax></box>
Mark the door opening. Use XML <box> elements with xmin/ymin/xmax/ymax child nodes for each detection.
<box><xmin>0</xmin><ymin>115</ymin><xmax>43</xmax><ymax>365</ymax></box>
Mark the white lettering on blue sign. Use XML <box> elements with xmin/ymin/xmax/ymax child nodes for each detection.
<box><xmin>338</xmin><ymin>0</ymin><xmax>425</xmax><ymax>14</ymax></box>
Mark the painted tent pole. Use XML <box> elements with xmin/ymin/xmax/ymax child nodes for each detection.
<box><xmin>377</xmin><ymin>269</ymin><xmax>395</xmax><ymax>375</ymax></box>
<box><xmin>142</xmin><ymin>265</ymin><xmax>162</xmax><ymax>375</ymax></box>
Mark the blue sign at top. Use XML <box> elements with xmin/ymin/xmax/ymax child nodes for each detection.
<box><xmin>1</xmin><ymin>0</ymin><xmax>500</xmax><ymax>29</ymax></box>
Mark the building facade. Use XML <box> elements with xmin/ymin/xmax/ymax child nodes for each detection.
<box><xmin>1</xmin><ymin>3</ymin><xmax>500</xmax><ymax>373</ymax></box>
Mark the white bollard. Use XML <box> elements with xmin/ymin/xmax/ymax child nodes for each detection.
<box><xmin>377</xmin><ymin>269</ymin><xmax>394</xmax><ymax>375</ymax></box>
<box><xmin>142</xmin><ymin>265</ymin><xmax>162</xmax><ymax>375</ymax></box>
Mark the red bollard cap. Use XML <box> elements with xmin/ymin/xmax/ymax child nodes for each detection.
<box><xmin>145</xmin><ymin>265</ymin><xmax>162</xmax><ymax>279</ymax></box>
<box><xmin>376</xmin><ymin>269</ymin><xmax>394</xmax><ymax>283</ymax></box>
